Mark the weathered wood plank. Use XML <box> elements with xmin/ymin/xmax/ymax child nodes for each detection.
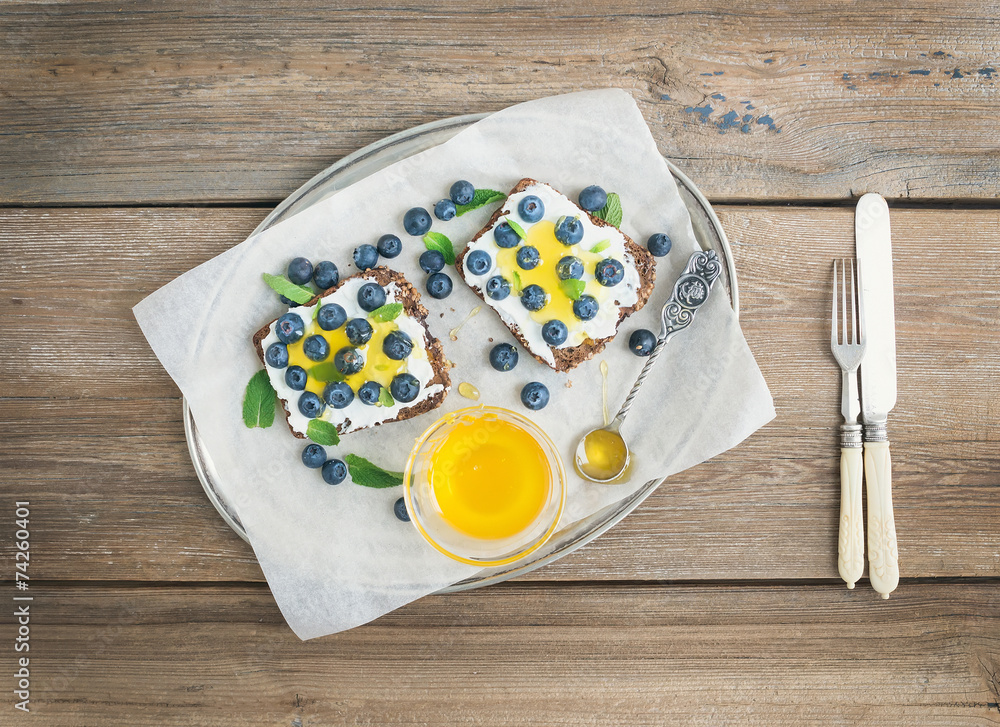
<box><xmin>1</xmin><ymin>206</ymin><xmax>997</xmax><ymax>582</ymax></box>
<box><xmin>8</xmin><ymin>582</ymin><xmax>1000</xmax><ymax>725</ymax></box>
<box><xmin>2</xmin><ymin>206</ymin><xmax>998</xmax><ymax>400</ymax></box>
<box><xmin>1</xmin><ymin>395</ymin><xmax>998</xmax><ymax>583</ymax></box>
<box><xmin>2</xmin><ymin>1</ymin><xmax>999</xmax><ymax>204</ymax></box>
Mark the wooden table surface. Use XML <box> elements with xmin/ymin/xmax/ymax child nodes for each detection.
<box><xmin>2</xmin><ymin>2</ymin><xmax>999</xmax><ymax>724</ymax></box>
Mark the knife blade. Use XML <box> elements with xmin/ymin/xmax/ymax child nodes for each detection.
<box><xmin>856</xmin><ymin>193</ymin><xmax>899</xmax><ymax>598</ymax></box>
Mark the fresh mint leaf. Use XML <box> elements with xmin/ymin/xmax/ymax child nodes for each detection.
<box><xmin>560</xmin><ymin>278</ymin><xmax>586</xmax><ymax>301</ymax></box>
<box><xmin>378</xmin><ymin>386</ymin><xmax>394</xmax><ymax>407</ymax></box>
<box><xmin>512</xmin><ymin>270</ymin><xmax>523</xmax><ymax>294</ymax></box>
<box><xmin>505</xmin><ymin>217</ymin><xmax>527</xmax><ymax>240</ymax></box>
<box><xmin>423</xmin><ymin>231</ymin><xmax>456</xmax><ymax>265</ymax></box>
<box><xmin>589</xmin><ymin>239</ymin><xmax>611</xmax><ymax>254</ymax></box>
<box><xmin>345</xmin><ymin>454</ymin><xmax>404</xmax><ymax>488</ymax></box>
<box><xmin>456</xmin><ymin>188</ymin><xmax>505</xmax><ymax>216</ymax></box>
<box><xmin>310</xmin><ymin>363</ymin><xmax>345</xmax><ymax>383</ymax></box>
<box><xmin>313</xmin><ymin>300</ymin><xmax>322</xmax><ymax>320</ymax></box>
<box><xmin>592</xmin><ymin>193</ymin><xmax>623</xmax><ymax>228</ymax></box>
<box><xmin>242</xmin><ymin>370</ymin><xmax>276</xmax><ymax>429</ymax></box>
<box><xmin>369</xmin><ymin>302</ymin><xmax>403</xmax><ymax>322</ymax></box>
<box><xmin>307</xmin><ymin>419</ymin><xmax>341</xmax><ymax>446</ymax></box>
<box><xmin>262</xmin><ymin>273</ymin><xmax>314</xmax><ymax>305</ymax></box>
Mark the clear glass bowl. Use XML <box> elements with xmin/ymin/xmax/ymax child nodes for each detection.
<box><xmin>404</xmin><ymin>406</ymin><xmax>566</xmax><ymax>566</ymax></box>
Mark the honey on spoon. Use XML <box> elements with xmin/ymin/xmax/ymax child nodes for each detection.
<box><xmin>575</xmin><ymin>250</ymin><xmax>722</xmax><ymax>483</ymax></box>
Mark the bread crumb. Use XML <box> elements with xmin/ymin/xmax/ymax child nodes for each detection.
<box><xmin>565</xmin><ymin>380</ymin><xmax>573</xmax><ymax>388</ymax></box>
<box><xmin>488</xmin><ymin>337</ymin><xmax>494</xmax><ymax>343</ymax></box>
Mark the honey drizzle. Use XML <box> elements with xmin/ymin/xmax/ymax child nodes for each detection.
<box><xmin>457</xmin><ymin>382</ymin><xmax>480</xmax><ymax>401</ymax></box>
<box><xmin>449</xmin><ymin>305</ymin><xmax>482</xmax><ymax>341</ymax></box>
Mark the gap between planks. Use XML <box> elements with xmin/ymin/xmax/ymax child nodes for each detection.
<box><xmin>5</xmin><ymin>198</ymin><xmax>1000</xmax><ymax>211</ymax></box>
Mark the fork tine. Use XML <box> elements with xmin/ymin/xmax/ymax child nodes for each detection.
<box><xmin>831</xmin><ymin>260</ymin><xmax>839</xmax><ymax>348</ymax></box>
<box><xmin>841</xmin><ymin>258</ymin><xmax>849</xmax><ymax>348</ymax></box>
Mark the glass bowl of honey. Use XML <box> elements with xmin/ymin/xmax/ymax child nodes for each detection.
<box><xmin>403</xmin><ymin>406</ymin><xmax>566</xmax><ymax>566</ymax></box>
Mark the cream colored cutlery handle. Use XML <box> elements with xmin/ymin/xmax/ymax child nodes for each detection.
<box><xmin>838</xmin><ymin>447</ymin><xmax>864</xmax><ymax>588</ymax></box>
<box><xmin>865</xmin><ymin>441</ymin><xmax>899</xmax><ymax>598</ymax></box>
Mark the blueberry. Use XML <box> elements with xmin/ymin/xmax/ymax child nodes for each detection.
<box><xmin>390</xmin><ymin>373</ymin><xmax>420</xmax><ymax>403</ymax></box>
<box><xmin>578</xmin><ymin>185</ymin><xmax>607</xmax><ymax>212</ymax></box>
<box><xmin>419</xmin><ymin>249</ymin><xmax>446</xmax><ymax>274</ymax></box>
<box><xmin>646</xmin><ymin>233</ymin><xmax>672</xmax><ymax>257</ymax></box>
<box><xmin>353</xmin><ymin>244</ymin><xmax>379</xmax><ymax>271</ymax></box>
<box><xmin>555</xmin><ymin>215</ymin><xmax>584</xmax><ymax>245</ymax></box>
<box><xmin>357</xmin><ymin>381</ymin><xmax>382</xmax><ymax>406</ymax></box>
<box><xmin>573</xmin><ymin>295</ymin><xmax>599</xmax><ymax>321</ymax></box>
<box><xmin>595</xmin><ymin>258</ymin><xmax>625</xmax><ymax>286</ymax></box>
<box><xmin>285</xmin><ymin>365</ymin><xmax>308</xmax><ymax>391</ymax></box>
<box><xmin>317</xmin><ymin>302</ymin><xmax>347</xmax><ymax>331</ymax></box>
<box><xmin>322</xmin><ymin>458</ymin><xmax>348</xmax><ymax>485</ymax></box>
<box><xmin>301</xmin><ymin>443</ymin><xmax>326</xmax><ymax>469</ymax></box>
<box><xmin>520</xmin><ymin>382</ymin><xmax>550</xmax><ymax>410</ymax></box>
<box><xmin>302</xmin><ymin>335</ymin><xmax>330</xmax><ymax>362</ymax></box>
<box><xmin>312</xmin><ymin>260</ymin><xmax>339</xmax><ymax>289</ymax></box>
<box><xmin>298</xmin><ymin>391</ymin><xmax>325</xmax><ymax>418</ymax></box>
<box><xmin>279</xmin><ymin>295</ymin><xmax>295</xmax><ymax>306</ymax></box>
<box><xmin>287</xmin><ymin>257</ymin><xmax>314</xmax><ymax>285</ymax></box>
<box><xmin>393</xmin><ymin>496</ymin><xmax>411</xmax><ymax>522</ymax></box>
<box><xmin>334</xmin><ymin>347</ymin><xmax>365</xmax><ymax>375</ymax></box>
<box><xmin>516</xmin><ymin>246</ymin><xmax>540</xmax><ymax>270</ymax></box>
<box><xmin>520</xmin><ymin>284</ymin><xmax>547</xmax><ymax>312</ymax></box>
<box><xmin>345</xmin><ymin>318</ymin><xmax>373</xmax><ymax>345</ymax></box>
<box><xmin>629</xmin><ymin>329</ymin><xmax>657</xmax><ymax>357</ymax></box>
<box><xmin>382</xmin><ymin>330</ymin><xmax>413</xmax><ymax>360</ymax></box>
<box><xmin>518</xmin><ymin>195</ymin><xmax>545</xmax><ymax>223</ymax></box>
<box><xmin>376</xmin><ymin>234</ymin><xmax>402</xmax><ymax>259</ymax></box>
<box><xmin>403</xmin><ymin>207</ymin><xmax>432</xmax><ymax>236</ymax></box>
<box><xmin>493</xmin><ymin>222</ymin><xmax>520</xmax><ymax>248</ymax></box>
<box><xmin>275</xmin><ymin>312</ymin><xmax>305</xmax><ymax>344</ymax></box>
<box><xmin>450</xmin><ymin>180</ymin><xmax>475</xmax><ymax>205</ymax></box>
<box><xmin>426</xmin><ymin>272</ymin><xmax>453</xmax><ymax>299</ymax></box>
<box><xmin>489</xmin><ymin>342</ymin><xmax>519</xmax><ymax>372</ymax></box>
<box><xmin>265</xmin><ymin>342</ymin><xmax>288</xmax><ymax>368</ymax></box>
<box><xmin>357</xmin><ymin>282</ymin><xmax>386</xmax><ymax>312</ymax></box>
<box><xmin>556</xmin><ymin>255</ymin><xmax>584</xmax><ymax>280</ymax></box>
<box><xmin>541</xmin><ymin>320</ymin><xmax>568</xmax><ymax>346</ymax></box>
<box><xmin>323</xmin><ymin>381</ymin><xmax>354</xmax><ymax>409</ymax></box>
<box><xmin>465</xmin><ymin>249</ymin><xmax>492</xmax><ymax>276</ymax></box>
<box><xmin>485</xmin><ymin>275</ymin><xmax>510</xmax><ymax>301</ymax></box>
<box><xmin>434</xmin><ymin>198</ymin><xmax>457</xmax><ymax>221</ymax></box>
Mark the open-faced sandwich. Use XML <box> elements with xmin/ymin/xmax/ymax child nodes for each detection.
<box><xmin>254</xmin><ymin>267</ymin><xmax>450</xmax><ymax>438</ymax></box>
<box><xmin>456</xmin><ymin>179</ymin><xmax>655</xmax><ymax>371</ymax></box>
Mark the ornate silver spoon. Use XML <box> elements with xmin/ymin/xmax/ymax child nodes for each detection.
<box><xmin>575</xmin><ymin>249</ymin><xmax>723</xmax><ymax>483</ymax></box>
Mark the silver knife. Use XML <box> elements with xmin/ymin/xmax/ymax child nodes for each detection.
<box><xmin>856</xmin><ymin>193</ymin><xmax>899</xmax><ymax>599</ymax></box>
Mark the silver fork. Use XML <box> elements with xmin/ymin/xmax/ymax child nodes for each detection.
<box><xmin>831</xmin><ymin>259</ymin><xmax>866</xmax><ymax>589</ymax></box>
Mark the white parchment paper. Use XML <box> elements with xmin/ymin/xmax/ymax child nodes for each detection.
<box><xmin>134</xmin><ymin>89</ymin><xmax>775</xmax><ymax>639</ymax></box>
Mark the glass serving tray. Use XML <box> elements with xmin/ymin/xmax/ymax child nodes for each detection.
<box><xmin>184</xmin><ymin>112</ymin><xmax>738</xmax><ymax>593</ymax></box>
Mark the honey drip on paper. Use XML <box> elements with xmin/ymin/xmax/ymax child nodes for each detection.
<box><xmin>458</xmin><ymin>382</ymin><xmax>480</xmax><ymax>401</ymax></box>
<box><xmin>449</xmin><ymin>305</ymin><xmax>482</xmax><ymax>341</ymax></box>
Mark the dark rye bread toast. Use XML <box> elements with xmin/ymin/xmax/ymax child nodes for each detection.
<box><xmin>252</xmin><ymin>267</ymin><xmax>451</xmax><ymax>439</ymax></box>
<box><xmin>456</xmin><ymin>178</ymin><xmax>656</xmax><ymax>372</ymax></box>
